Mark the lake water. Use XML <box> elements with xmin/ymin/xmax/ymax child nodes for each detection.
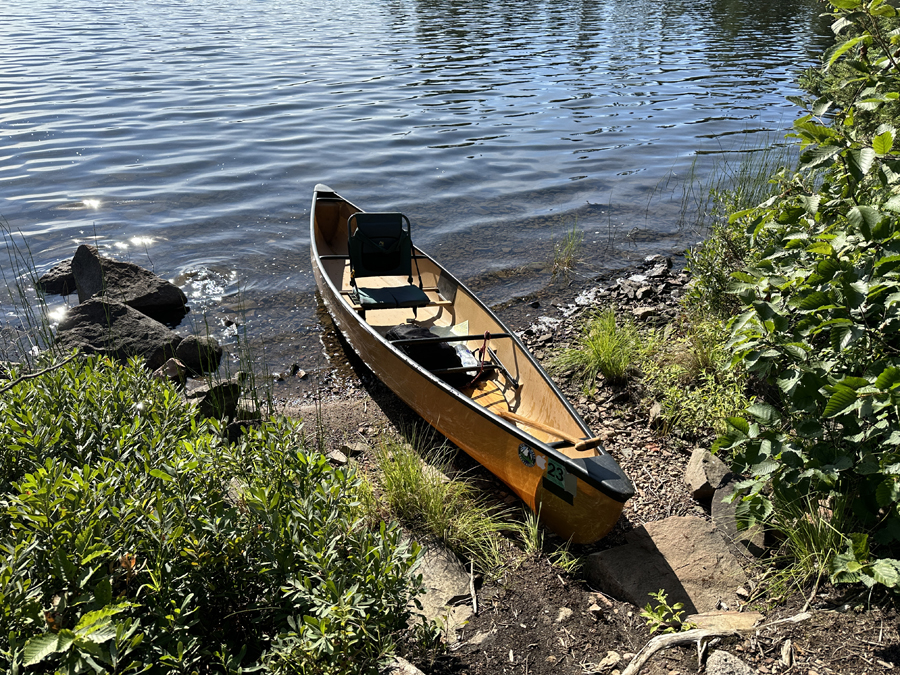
<box><xmin>0</xmin><ymin>0</ymin><xmax>831</xmax><ymax>371</ymax></box>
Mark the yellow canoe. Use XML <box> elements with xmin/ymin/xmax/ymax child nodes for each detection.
<box><xmin>310</xmin><ymin>184</ymin><xmax>633</xmax><ymax>543</ymax></box>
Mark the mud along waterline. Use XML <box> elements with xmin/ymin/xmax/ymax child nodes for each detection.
<box><xmin>0</xmin><ymin>0</ymin><xmax>830</xmax><ymax>370</ymax></box>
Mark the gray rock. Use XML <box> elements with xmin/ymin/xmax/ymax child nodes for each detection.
<box><xmin>36</xmin><ymin>253</ymin><xmax>86</xmax><ymax>296</ymax></box>
<box><xmin>414</xmin><ymin>544</ymin><xmax>473</xmax><ymax>640</ymax></box>
<box><xmin>152</xmin><ymin>358</ymin><xmax>187</xmax><ymax>383</ymax></box>
<box><xmin>71</xmin><ymin>245</ymin><xmax>188</xmax><ymax>322</ymax></box>
<box><xmin>383</xmin><ymin>656</ymin><xmax>426</xmax><ymax>675</ymax></box>
<box><xmin>684</xmin><ymin>448</ymin><xmax>732</xmax><ymax>501</ymax></box>
<box><xmin>340</xmin><ymin>442</ymin><xmax>369</xmax><ymax>457</ymax></box>
<box><xmin>55</xmin><ymin>299</ymin><xmax>182</xmax><ymax>370</ymax></box>
<box><xmin>705</xmin><ymin>650</ymin><xmax>754</xmax><ymax>675</ymax></box>
<box><xmin>584</xmin><ymin>516</ymin><xmax>747</xmax><ymax>613</ymax></box>
<box><xmin>175</xmin><ymin>335</ymin><xmax>223</xmax><ymax>375</ymax></box>
<box><xmin>185</xmin><ymin>378</ymin><xmax>242</xmax><ymax>419</ymax></box>
<box><xmin>711</xmin><ymin>479</ymin><xmax>766</xmax><ymax>558</ymax></box>
<box><xmin>326</xmin><ymin>449</ymin><xmax>348</xmax><ymax>465</ymax></box>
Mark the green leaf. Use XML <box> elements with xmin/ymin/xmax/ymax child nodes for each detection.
<box><xmin>746</xmin><ymin>403</ymin><xmax>782</xmax><ymax>426</ymax></box>
<box><xmin>824</xmin><ymin>385</ymin><xmax>858</xmax><ymax>417</ymax></box>
<box><xmin>876</xmin><ymin>479</ymin><xmax>900</xmax><ymax>507</ymax></box>
<box><xmin>848</xmin><ymin>147</ymin><xmax>877</xmax><ymax>178</ymax></box>
<box><xmin>826</xmin><ymin>35</ymin><xmax>866</xmax><ymax>70</ymax></box>
<box><xmin>23</xmin><ymin>633</ymin><xmax>61</xmax><ymax>666</ymax></box>
<box><xmin>875</xmin><ymin>366</ymin><xmax>900</xmax><ymax>390</ymax></box>
<box><xmin>798</xmin><ymin>291</ymin><xmax>832</xmax><ymax>310</ymax></box>
<box><xmin>149</xmin><ymin>468</ymin><xmax>174</xmax><ymax>483</ymax></box>
<box><xmin>874</xmin><ymin>129</ymin><xmax>895</xmax><ymax>156</ymax></box>
<box><xmin>94</xmin><ymin>577</ymin><xmax>113</xmax><ymax>607</ymax></box>
<box><xmin>870</xmin><ymin>559</ymin><xmax>900</xmax><ymax>587</ymax></box>
<box><xmin>849</xmin><ymin>205</ymin><xmax>882</xmax><ymax>238</ymax></box>
<box><xmin>799</xmin><ymin>144</ymin><xmax>843</xmax><ymax>169</ymax></box>
<box><xmin>725</xmin><ymin>417</ymin><xmax>750</xmax><ymax>435</ymax></box>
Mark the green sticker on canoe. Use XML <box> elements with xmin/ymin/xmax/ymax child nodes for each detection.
<box><xmin>544</xmin><ymin>457</ymin><xmax>577</xmax><ymax>499</ymax></box>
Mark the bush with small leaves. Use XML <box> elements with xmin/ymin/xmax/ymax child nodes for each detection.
<box><xmin>0</xmin><ymin>355</ymin><xmax>422</xmax><ymax>673</ymax></box>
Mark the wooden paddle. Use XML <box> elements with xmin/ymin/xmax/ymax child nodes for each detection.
<box><xmin>496</xmin><ymin>410</ymin><xmax>604</xmax><ymax>452</ymax></box>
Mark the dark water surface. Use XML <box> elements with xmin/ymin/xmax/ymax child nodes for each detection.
<box><xmin>1</xmin><ymin>0</ymin><xmax>831</xmax><ymax>369</ymax></box>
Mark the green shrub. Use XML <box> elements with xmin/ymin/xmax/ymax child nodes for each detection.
<box><xmin>551</xmin><ymin>308</ymin><xmax>639</xmax><ymax>391</ymax></box>
<box><xmin>716</xmin><ymin>0</ymin><xmax>900</xmax><ymax>590</ymax></box>
<box><xmin>0</xmin><ymin>355</ymin><xmax>422</xmax><ymax>674</ymax></box>
<box><xmin>639</xmin><ymin>318</ymin><xmax>750</xmax><ymax>437</ymax></box>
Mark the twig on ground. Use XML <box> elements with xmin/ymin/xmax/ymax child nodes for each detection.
<box><xmin>470</xmin><ymin>560</ymin><xmax>478</xmax><ymax>615</ymax></box>
<box><xmin>621</xmin><ymin>628</ymin><xmax>738</xmax><ymax>675</ymax></box>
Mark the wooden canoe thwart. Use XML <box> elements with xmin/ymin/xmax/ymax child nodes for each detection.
<box><xmin>310</xmin><ymin>184</ymin><xmax>634</xmax><ymax>544</ymax></box>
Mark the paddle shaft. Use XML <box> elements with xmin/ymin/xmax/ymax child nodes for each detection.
<box><xmin>496</xmin><ymin>410</ymin><xmax>603</xmax><ymax>451</ymax></box>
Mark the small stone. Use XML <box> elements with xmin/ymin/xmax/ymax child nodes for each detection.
<box><xmin>152</xmin><ymin>358</ymin><xmax>186</xmax><ymax>383</ymax></box>
<box><xmin>296</xmin><ymin>369</ymin><xmax>308</xmax><ymax>379</ymax></box>
<box><xmin>326</xmin><ymin>450</ymin><xmax>348</xmax><ymax>465</ymax></box>
<box><xmin>529</xmin><ymin>301</ymin><xmax>540</xmax><ymax>308</ymax></box>
<box><xmin>632</xmin><ymin>306</ymin><xmax>656</xmax><ymax>320</ymax></box>
<box><xmin>340</xmin><ymin>442</ymin><xmax>368</xmax><ymax>457</ymax></box>
<box><xmin>555</xmin><ymin>607</ymin><xmax>573</xmax><ymax>623</ymax></box>
<box><xmin>706</xmin><ymin>650</ymin><xmax>755</xmax><ymax>675</ymax></box>
<box><xmin>596</xmin><ymin>651</ymin><xmax>621</xmax><ymax>671</ymax></box>
<box><xmin>684</xmin><ymin>448</ymin><xmax>731</xmax><ymax>501</ymax></box>
<box><xmin>538</xmin><ymin>333</ymin><xmax>552</xmax><ymax>344</ymax></box>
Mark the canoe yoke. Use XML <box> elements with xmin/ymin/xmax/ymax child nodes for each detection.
<box><xmin>346</xmin><ymin>212</ymin><xmax>429</xmax><ymax>317</ymax></box>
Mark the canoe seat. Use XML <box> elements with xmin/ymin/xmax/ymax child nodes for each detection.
<box><xmin>348</xmin><ymin>212</ymin><xmax>429</xmax><ymax>313</ymax></box>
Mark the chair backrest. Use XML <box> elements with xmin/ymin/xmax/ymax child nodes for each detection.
<box><xmin>348</xmin><ymin>212</ymin><xmax>413</xmax><ymax>280</ymax></box>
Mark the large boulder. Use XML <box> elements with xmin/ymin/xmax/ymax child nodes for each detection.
<box><xmin>55</xmin><ymin>299</ymin><xmax>182</xmax><ymax>370</ymax></box>
<box><xmin>71</xmin><ymin>245</ymin><xmax>188</xmax><ymax>323</ymax></box>
<box><xmin>584</xmin><ymin>516</ymin><xmax>747</xmax><ymax>613</ymax></box>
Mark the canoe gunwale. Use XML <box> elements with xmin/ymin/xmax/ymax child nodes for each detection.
<box><xmin>310</xmin><ymin>185</ymin><xmax>633</xmax><ymax>504</ymax></box>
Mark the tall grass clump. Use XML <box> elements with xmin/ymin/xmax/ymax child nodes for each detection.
<box><xmin>551</xmin><ymin>218</ymin><xmax>584</xmax><ymax>279</ymax></box>
<box><xmin>682</xmin><ymin>143</ymin><xmax>796</xmax><ymax>318</ymax></box>
<box><xmin>0</xmin><ymin>223</ymin><xmax>56</xmax><ymax>364</ymax></box>
<box><xmin>551</xmin><ymin>307</ymin><xmax>639</xmax><ymax>391</ymax></box>
<box><xmin>371</xmin><ymin>439</ymin><xmax>509</xmax><ymax>574</ymax></box>
<box><xmin>0</xmin><ymin>354</ymin><xmax>422</xmax><ymax>674</ymax></box>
